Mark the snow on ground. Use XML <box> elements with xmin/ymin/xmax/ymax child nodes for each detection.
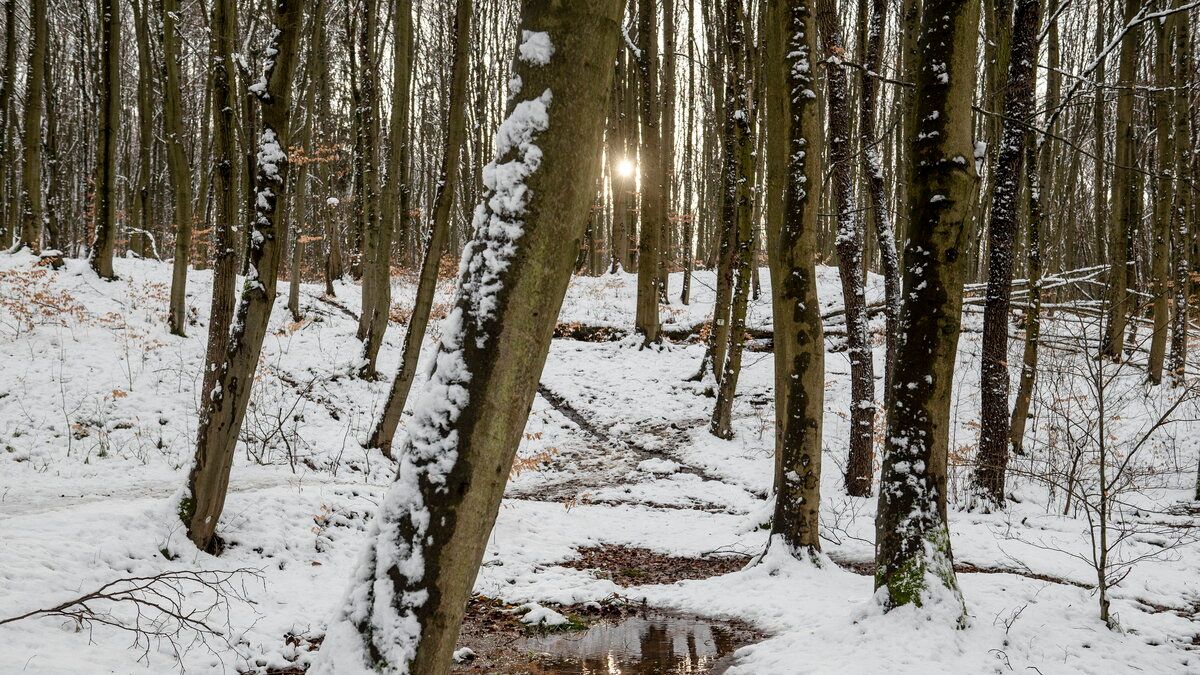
<box><xmin>1</xmin><ymin>252</ymin><xmax>1199</xmax><ymax>674</ymax></box>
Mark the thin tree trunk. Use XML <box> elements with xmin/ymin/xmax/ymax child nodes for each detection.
<box><xmin>0</xmin><ymin>0</ymin><xmax>18</xmax><ymax>248</ymax></box>
<box><xmin>181</xmin><ymin>0</ymin><xmax>306</xmax><ymax>553</ymax></box>
<box><xmin>312</xmin><ymin>6</ymin><xmax>624</xmax><ymax>671</ymax></box>
<box><xmin>1148</xmin><ymin>4</ymin><xmax>1180</xmax><ymax>384</ymax></box>
<box><xmin>709</xmin><ymin>0</ymin><xmax>754</xmax><ymax>440</ymax></box>
<box><xmin>874</xmin><ymin>0</ymin><xmax>978</xmax><ymax>613</ymax></box>
<box><xmin>197</xmin><ymin>0</ymin><xmax>240</xmax><ymax>426</ymax></box>
<box><xmin>858</xmin><ymin>0</ymin><xmax>900</xmax><ymax>400</ymax></box>
<box><xmin>635</xmin><ymin>0</ymin><xmax>663</xmax><ymax>344</ymax></box>
<box><xmin>971</xmin><ymin>0</ymin><xmax>1041</xmax><ymax>510</ymax></box>
<box><xmin>1168</xmin><ymin>8</ymin><xmax>1192</xmax><ymax>384</ymax></box>
<box><xmin>88</xmin><ymin>0</ymin><xmax>120</xmax><ymax>278</ymax></box>
<box><xmin>367</xmin><ymin>0</ymin><xmax>473</xmax><ymax>453</ymax></box>
<box><xmin>814</xmin><ymin>0</ymin><xmax>875</xmax><ymax>497</ymax></box>
<box><xmin>17</xmin><ymin>0</ymin><xmax>47</xmax><ymax>253</ymax></box>
<box><xmin>356</xmin><ymin>0</ymin><xmax>387</xmax><ymax>378</ymax></box>
<box><xmin>1101</xmin><ymin>0</ymin><xmax>1138</xmax><ymax>360</ymax></box>
<box><xmin>163</xmin><ymin>0</ymin><xmax>196</xmax><ymax>336</ymax></box>
<box><xmin>129</xmin><ymin>0</ymin><xmax>154</xmax><ymax>259</ymax></box>
<box><xmin>680</xmin><ymin>0</ymin><xmax>696</xmax><ymax>304</ymax></box>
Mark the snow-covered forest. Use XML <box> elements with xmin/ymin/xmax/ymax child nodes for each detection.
<box><xmin>2</xmin><ymin>0</ymin><xmax>1200</xmax><ymax>673</ymax></box>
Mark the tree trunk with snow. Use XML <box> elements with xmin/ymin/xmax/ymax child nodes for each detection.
<box><xmin>857</xmin><ymin>0</ymin><xmax>900</xmax><ymax>400</ymax></box>
<box><xmin>197</xmin><ymin>0</ymin><xmax>240</xmax><ymax>429</ymax></box>
<box><xmin>16</xmin><ymin>0</ymin><xmax>47</xmax><ymax>253</ymax></box>
<box><xmin>874</xmin><ymin>0</ymin><xmax>978</xmax><ymax>613</ymax></box>
<box><xmin>181</xmin><ymin>1</ymin><xmax>306</xmax><ymax>553</ymax></box>
<box><xmin>709</xmin><ymin>0</ymin><xmax>755</xmax><ymax>441</ymax></box>
<box><xmin>814</xmin><ymin>0</ymin><xmax>875</xmax><ymax>497</ymax></box>
<box><xmin>88</xmin><ymin>0</ymin><xmax>120</xmax><ymax>278</ymax></box>
<box><xmin>971</xmin><ymin>0</ymin><xmax>1040</xmax><ymax>510</ymax></box>
<box><xmin>312</xmin><ymin>6</ymin><xmax>624</xmax><ymax>672</ymax></box>
<box><xmin>366</xmin><ymin>0</ymin><xmax>472</xmax><ymax>454</ymax></box>
<box><xmin>1168</xmin><ymin>8</ymin><xmax>1192</xmax><ymax>385</ymax></box>
<box><xmin>765</xmin><ymin>0</ymin><xmax>825</xmax><ymax>554</ymax></box>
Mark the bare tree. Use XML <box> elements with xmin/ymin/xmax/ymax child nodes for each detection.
<box><xmin>180</xmin><ymin>0</ymin><xmax>307</xmax><ymax>553</ymax></box>
<box><xmin>765</xmin><ymin>0</ymin><xmax>825</xmax><ymax>557</ymax></box>
<box><xmin>874</xmin><ymin>0</ymin><xmax>980</xmax><ymax>613</ymax></box>
<box><xmin>88</xmin><ymin>0</ymin><xmax>121</xmax><ymax>278</ymax></box>
<box><xmin>366</xmin><ymin>0</ymin><xmax>473</xmax><ymax>453</ymax></box>
<box><xmin>312</xmin><ymin>5</ymin><xmax>625</xmax><ymax>671</ymax></box>
<box><xmin>971</xmin><ymin>0</ymin><xmax>1042</xmax><ymax>510</ymax></box>
<box><xmin>15</xmin><ymin>0</ymin><xmax>47</xmax><ymax>253</ymax></box>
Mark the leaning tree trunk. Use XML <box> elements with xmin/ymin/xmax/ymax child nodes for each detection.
<box><xmin>814</xmin><ymin>0</ymin><xmax>875</xmax><ymax>497</ymax></box>
<box><xmin>312</xmin><ymin>6</ymin><xmax>624</xmax><ymax>673</ymax></box>
<box><xmin>874</xmin><ymin>0</ymin><xmax>979</xmax><ymax>613</ymax></box>
<box><xmin>180</xmin><ymin>1</ymin><xmax>306</xmax><ymax>553</ymax></box>
<box><xmin>89</xmin><ymin>0</ymin><xmax>120</xmax><ymax>278</ymax></box>
<box><xmin>366</xmin><ymin>0</ymin><xmax>473</xmax><ymax>453</ymax></box>
<box><xmin>163</xmin><ymin>0</ymin><xmax>196</xmax><ymax>336</ymax></box>
<box><xmin>1100</xmin><ymin>0</ymin><xmax>1139</xmax><ymax>361</ymax></box>
<box><xmin>971</xmin><ymin>0</ymin><xmax>1041</xmax><ymax>511</ymax></box>
<box><xmin>708</xmin><ymin>0</ymin><xmax>754</xmax><ymax>441</ymax></box>
<box><xmin>635</xmin><ymin>0</ymin><xmax>663</xmax><ymax>345</ymax></box>
<box><xmin>16</xmin><ymin>0</ymin><xmax>47</xmax><ymax>253</ymax></box>
<box><xmin>196</xmin><ymin>0</ymin><xmax>240</xmax><ymax>419</ymax></box>
<box><xmin>765</xmin><ymin>0</ymin><xmax>825</xmax><ymax>557</ymax></box>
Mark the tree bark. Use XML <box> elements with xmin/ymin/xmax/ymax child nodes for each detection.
<box><xmin>181</xmin><ymin>0</ymin><xmax>306</xmax><ymax>553</ymax></box>
<box><xmin>162</xmin><ymin>0</ymin><xmax>196</xmax><ymax>336</ymax></box>
<box><xmin>971</xmin><ymin>0</ymin><xmax>1041</xmax><ymax>510</ymax></box>
<box><xmin>17</xmin><ymin>0</ymin><xmax>47</xmax><ymax>253</ymax></box>
<box><xmin>0</xmin><ymin>0</ymin><xmax>18</xmax><ymax>249</ymax></box>
<box><xmin>367</xmin><ymin>0</ymin><xmax>473</xmax><ymax>453</ymax></box>
<box><xmin>312</xmin><ymin>5</ymin><xmax>624</xmax><ymax>672</ymax></box>
<box><xmin>129</xmin><ymin>0</ymin><xmax>155</xmax><ymax>260</ymax></box>
<box><xmin>858</xmin><ymin>0</ymin><xmax>901</xmax><ymax>400</ymax></box>
<box><xmin>709</xmin><ymin>0</ymin><xmax>755</xmax><ymax>441</ymax></box>
<box><xmin>88</xmin><ymin>0</ymin><xmax>120</xmax><ymax>278</ymax></box>
<box><xmin>1148</xmin><ymin>3</ymin><xmax>1180</xmax><ymax>384</ymax></box>
<box><xmin>765</xmin><ymin>0</ymin><xmax>824</xmax><ymax>556</ymax></box>
<box><xmin>370</xmin><ymin>0</ymin><xmax>415</xmax><ymax>366</ymax></box>
<box><xmin>874</xmin><ymin>0</ymin><xmax>978</xmax><ymax>613</ymax></box>
<box><xmin>1100</xmin><ymin>0</ymin><xmax>1138</xmax><ymax>361</ymax></box>
<box><xmin>635</xmin><ymin>0</ymin><xmax>663</xmax><ymax>345</ymax></box>
<box><xmin>355</xmin><ymin>0</ymin><xmax>387</xmax><ymax>378</ymax></box>
<box><xmin>814</xmin><ymin>0</ymin><xmax>875</xmax><ymax>497</ymax></box>
<box><xmin>1168</xmin><ymin>8</ymin><xmax>1192</xmax><ymax>384</ymax></box>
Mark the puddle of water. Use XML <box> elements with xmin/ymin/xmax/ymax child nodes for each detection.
<box><xmin>521</xmin><ymin>610</ymin><xmax>754</xmax><ymax>674</ymax></box>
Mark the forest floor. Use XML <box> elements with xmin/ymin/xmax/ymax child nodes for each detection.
<box><xmin>1</xmin><ymin>252</ymin><xmax>1200</xmax><ymax>674</ymax></box>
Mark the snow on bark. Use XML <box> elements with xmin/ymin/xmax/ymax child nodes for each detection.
<box><xmin>312</xmin><ymin>32</ymin><xmax>557</xmax><ymax>675</ymax></box>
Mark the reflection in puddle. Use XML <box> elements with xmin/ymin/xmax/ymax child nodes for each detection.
<box><xmin>522</xmin><ymin>611</ymin><xmax>753</xmax><ymax>674</ymax></box>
